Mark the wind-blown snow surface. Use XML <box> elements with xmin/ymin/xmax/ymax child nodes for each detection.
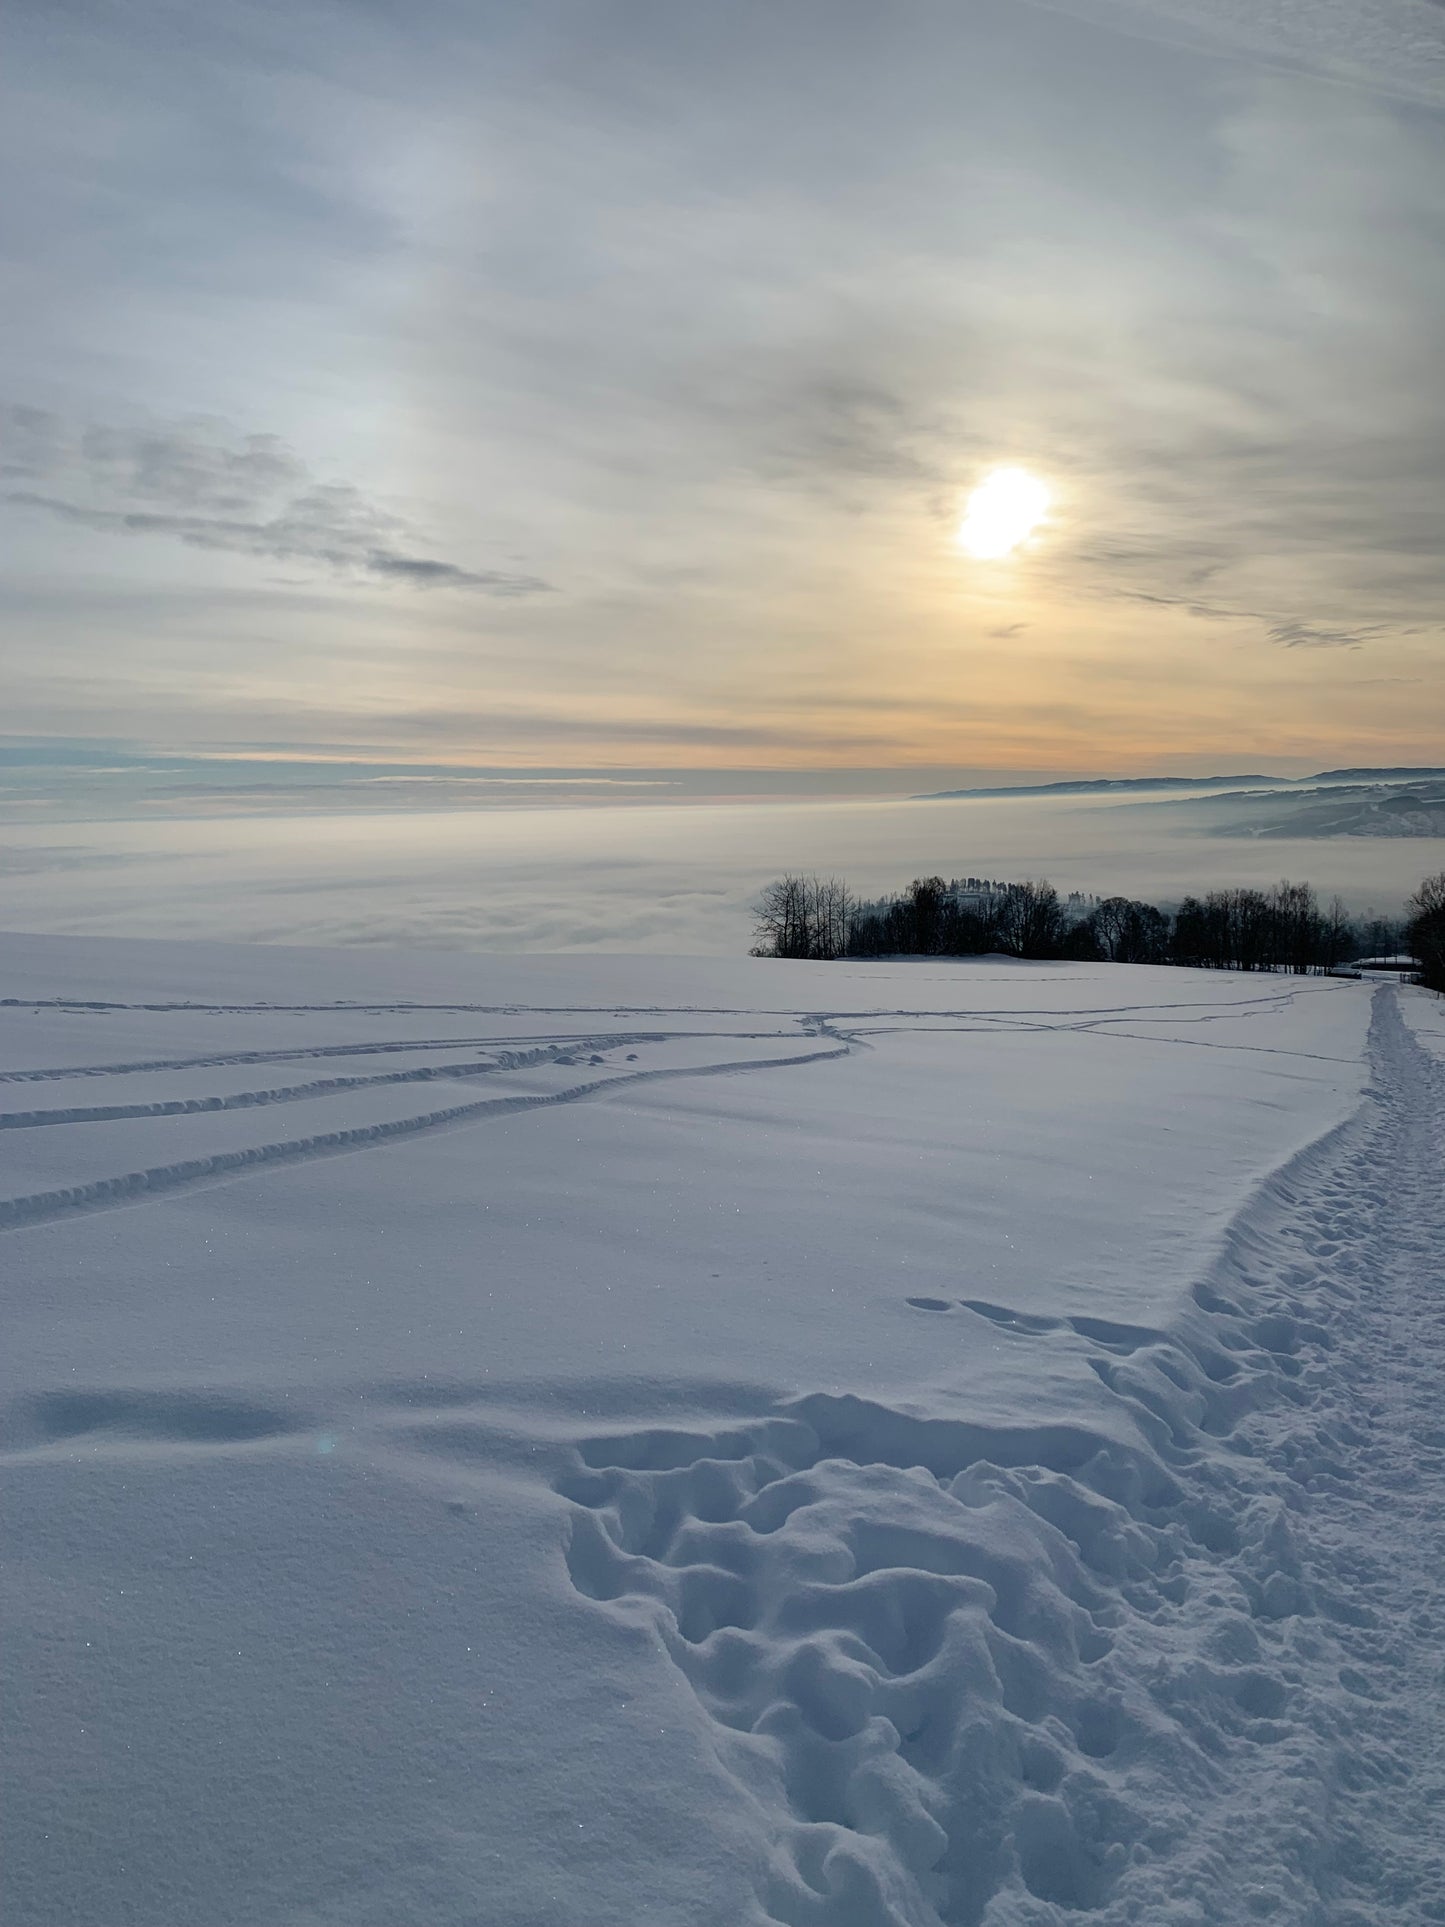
<box><xmin>2</xmin><ymin>935</ymin><xmax>1443</xmax><ymax>1925</ymax></box>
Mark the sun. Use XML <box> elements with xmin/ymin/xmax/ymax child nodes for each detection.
<box><xmin>957</xmin><ymin>467</ymin><xmax>1050</xmax><ymax>560</ymax></box>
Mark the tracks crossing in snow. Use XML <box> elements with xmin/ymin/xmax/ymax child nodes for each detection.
<box><xmin>5</xmin><ymin>969</ymin><xmax>1437</xmax><ymax>1922</ymax></box>
<box><xmin>0</xmin><ymin>1040</ymin><xmax>849</xmax><ymax>1231</ymax></box>
<box><xmin>5</xmin><ymin>980</ymin><xmax>1338</xmax><ymax>1232</ymax></box>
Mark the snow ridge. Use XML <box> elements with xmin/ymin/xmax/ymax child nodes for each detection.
<box><xmin>558</xmin><ymin>989</ymin><xmax>1445</xmax><ymax>1925</ymax></box>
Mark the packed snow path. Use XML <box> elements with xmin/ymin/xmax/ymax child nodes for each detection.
<box><xmin>1</xmin><ymin>937</ymin><xmax>1441</xmax><ymax>1926</ymax></box>
<box><xmin>560</xmin><ymin>990</ymin><xmax>1445</xmax><ymax>1924</ymax></box>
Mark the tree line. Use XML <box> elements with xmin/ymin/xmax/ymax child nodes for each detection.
<box><xmin>752</xmin><ymin>870</ymin><xmax>1445</xmax><ymax>986</ymax></box>
<box><xmin>1411</xmin><ymin>874</ymin><xmax>1445</xmax><ymax>992</ymax></box>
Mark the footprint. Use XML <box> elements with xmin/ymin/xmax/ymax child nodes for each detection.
<box><xmin>2</xmin><ymin>1387</ymin><xmax>305</xmax><ymax>1452</ymax></box>
<box><xmin>557</xmin><ymin>1400</ymin><xmax>1138</xmax><ymax>1925</ymax></box>
<box><xmin>952</xmin><ymin>1302</ymin><xmax>1162</xmax><ymax>1356</ymax></box>
<box><xmin>905</xmin><ymin>1296</ymin><xmax>954</xmax><ymax>1312</ymax></box>
<box><xmin>1065</xmin><ymin>1315</ymin><xmax>1163</xmax><ymax>1355</ymax></box>
<box><xmin>960</xmin><ymin>1299</ymin><xmax>1061</xmax><ymax>1337</ymax></box>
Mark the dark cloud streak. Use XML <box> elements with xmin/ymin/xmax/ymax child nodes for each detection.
<box><xmin>0</xmin><ymin>407</ymin><xmax>548</xmax><ymax>595</ymax></box>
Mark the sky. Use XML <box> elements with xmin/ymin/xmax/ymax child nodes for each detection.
<box><xmin>3</xmin><ymin>0</ymin><xmax>1445</xmax><ymax>788</ymax></box>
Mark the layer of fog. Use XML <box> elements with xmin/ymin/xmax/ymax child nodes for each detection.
<box><xmin>3</xmin><ymin>794</ymin><xmax>1440</xmax><ymax>953</ymax></box>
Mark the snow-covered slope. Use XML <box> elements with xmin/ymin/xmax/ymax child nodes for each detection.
<box><xmin>2</xmin><ymin>936</ymin><xmax>1441</xmax><ymax>1925</ymax></box>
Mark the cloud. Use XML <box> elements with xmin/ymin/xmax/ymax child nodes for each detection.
<box><xmin>0</xmin><ymin>407</ymin><xmax>548</xmax><ymax>595</ymax></box>
<box><xmin>77</xmin><ymin>420</ymin><xmax>308</xmax><ymax>510</ymax></box>
<box><xmin>363</xmin><ymin>551</ymin><xmax>546</xmax><ymax>593</ymax></box>
<box><xmin>1117</xmin><ymin>590</ymin><xmax>1389</xmax><ymax>650</ymax></box>
<box><xmin>5</xmin><ymin>5</ymin><xmax>1445</xmax><ymax>769</ymax></box>
<box><xmin>1034</xmin><ymin>0</ymin><xmax>1445</xmax><ymax>108</ymax></box>
<box><xmin>1268</xmin><ymin>619</ymin><xmax>1376</xmax><ymax>649</ymax></box>
<box><xmin>0</xmin><ymin>403</ymin><xmax>65</xmax><ymax>480</ymax></box>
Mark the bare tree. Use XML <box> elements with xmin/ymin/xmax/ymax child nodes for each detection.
<box><xmin>1323</xmin><ymin>896</ymin><xmax>1353</xmax><ymax>969</ymax></box>
<box><xmin>751</xmin><ymin>874</ymin><xmax>852</xmax><ymax>959</ymax></box>
<box><xmin>1090</xmin><ymin>896</ymin><xmax>1170</xmax><ymax>964</ymax></box>
<box><xmin>993</xmin><ymin>881</ymin><xmax>1065</xmax><ymax>958</ymax></box>
<box><xmin>1267</xmin><ymin>880</ymin><xmax>1323</xmax><ymax>973</ymax></box>
<box><xmin>807</xmin><ymin>874</ymin><xmax>853</xmax><ymax>960</ymax></box>
<box><xmin>751</xmin><ymin>875</ymin><xmax>808</xmax><ymax>958</ymax></box>
<box><xmin>1408</xmin><ymin>872</ymin><xmax>1445</xmax><ymax>992</ymax></box>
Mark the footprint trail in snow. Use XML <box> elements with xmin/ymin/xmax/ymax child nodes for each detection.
<box><xmin>559</xmin><ymin>990</ymin><xmax>1445</xmax><ymax>1924</ymax></box>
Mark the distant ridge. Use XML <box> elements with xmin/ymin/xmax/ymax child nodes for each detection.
<box><xmin>1310</xmin><ymin>767</ymin><xmax>1445</xmax><ymax>783</ymax></box>
<box><xmin>917</xmin><ymin>774</ymin><xmax>1282</xmax><ymax>800</ymax></box>
<box><xmin>916</xmin><ymin>766</ymin><xmax>1445</xmax><ymax>801</ymax></box>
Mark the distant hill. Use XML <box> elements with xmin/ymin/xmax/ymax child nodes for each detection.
<box><xmin>1165</xmin><ymin>777</ymin><xmax>1445</xmax><ymax>840</ymax></box>
<box><xmin>917</xmin><ymin>767</ymin><xmax>1445</xmax><ymax>801</ymax></box>
<box><xmin>1310</xmin><ymin>767</ymin><xmax>1445</xmax><ymax>783</ymax></box>
<box><xmin>917</xmin><ymin>774</ymin><xmax>1284</xmax><ymax>800</ymax></box>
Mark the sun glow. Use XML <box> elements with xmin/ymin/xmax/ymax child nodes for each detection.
<box><xmin>957</xmin><ymin>467</ymin><xmax>1050</xmax><ymax>560</ymax></box>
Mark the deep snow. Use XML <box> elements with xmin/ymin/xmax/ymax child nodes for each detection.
<box><xmin>2</xmin><ymin>934</ymin><xmax>1442</xmax><ymax>1925</ymax></box>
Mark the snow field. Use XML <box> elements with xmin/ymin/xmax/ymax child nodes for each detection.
<box><xmin>4</xmin><ymin>938</ymin><xmax>1441</xmax><ymax>1924</ymax></box>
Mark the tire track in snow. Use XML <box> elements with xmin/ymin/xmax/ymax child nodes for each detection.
<box><xmin>552</xmin><ymin>987</ymin><xmax>1445</xmax><ymax>1924</ymax></box>
<box><xmin>0</xmin><ymin>1042</ymin><xmax>849</xmax><ymax>1232</ymax></box>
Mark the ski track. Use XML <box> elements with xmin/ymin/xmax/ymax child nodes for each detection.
<box><xmin>0</xmin><ymin>980</ymin><xmax>1330</xmax><ymax>1225</ymax></box>
<box><xmin>0</xmin><ymin>1037</ymin><xmax>708</xmax><ymax>1129</ymax></box>
<box><xmin>0</xmin><ymin>1042</ymin><xmax>849</xmax><ymax>1231</ymax></box>
<box><xmin>0</xmin><ymin>1030</ymin><xmax>682</xmax><ymax>1084</ymax></box>
<box><xmin>0</xmin><ymin>983</ymin><xmax>1334</xmax><ymax>1022</ymax></box>
<box><xmin>551</xmin><ymin>987</ymin><xmax>1445</xmax><ymax>1925</ymax></box>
